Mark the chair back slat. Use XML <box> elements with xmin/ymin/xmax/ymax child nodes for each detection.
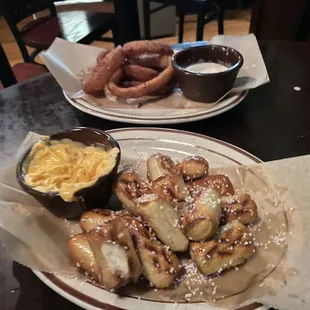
<box><xmin>1</xmin><ymin>0</ymin><xmax>56</xmax><ymax>62</ymax></box>
<box><xmin>3</xmin><ymin>0</ymin><xmax>56</xmax><ymax>24</ymax></box>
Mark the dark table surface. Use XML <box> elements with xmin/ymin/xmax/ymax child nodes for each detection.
<box><xmin>0</xmin><ymin>40</ymin><xmax>310</xmax><ymax>309</ymax></box>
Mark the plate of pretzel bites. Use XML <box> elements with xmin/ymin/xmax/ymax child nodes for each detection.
<box><xmin>64</xmin><ymin>40</ymin><xmax>248</xmax><ymax>124</ymax></box>
<box><xmin>33</xmin><ymin>128</ymin><xmax>287</xmax><ymax>310</ymax></box>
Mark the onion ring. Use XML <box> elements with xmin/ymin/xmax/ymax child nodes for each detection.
<box><xmin>83</xmin><ymin>46</ymin><xmax>125</xmax><ymax>94</ymax></box>
<box><xmin>109</xmin><ymin>67</ymin><xmax>124</xmax><ymax>84</ymax></box>
<box><xmin>122</xmin><ymin>79</ymin><xmax>174</xmax><ymax>96</ymax></box>
<box><xmin>151</xmin><ymin>77</ymin><xmax>176</xmax><ymax>96</ymax></box>
<box><xmin>122</xmin><ymin>80</ymin><xmax>143</xmax><ymax>88</ymax></box>
<box><xmin>123</xmin><ymin>41</ymin><xmax>173</xmax><ymax>57</ymax></box>
<box><xmin>108</xmin><ymin>57</ymin><xmax>174</xmax><ymax>98</ymax></box>
<box><xmin>123</xmin><ymin>65</ymin><xmax>158</xmax><ymax>82</ymax></box>
<box><xmin>96</xmin><ymin>49</ymin><xmax>110</xmax><ymax>64</ymax></box>
<box><xmin>127</xmin><ymin>54</ymin><xmax>169</xmax><ymax>70</ymax></box>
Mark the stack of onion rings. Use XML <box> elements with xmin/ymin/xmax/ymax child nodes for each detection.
<box><xmin>83</xmin><ymin>40</ymin><xmax>175</xmax><ymax>98</ymax></box>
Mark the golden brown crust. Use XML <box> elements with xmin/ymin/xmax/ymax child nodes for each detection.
<box><xmin>109</xmin><ymin>67</ymin><xmax>124</xmax><ymax>85</ymax></box>
<box><xmin>114</xmin><ymin>169</ymin><xmax>151</xmax><ymax>215</ymax></box>
<box><xmin>80</xmin><ymin>209</ymin><xmax>127</xmax><ymax>232</ymax></box>
<box><xmin>181</xmin><ymin>189</ymin><xmax>221</xmax><ymax>241</ymax></box>
<box><xmin>151</xmin><ymin>174</ymin><xmax>190</xmax><ymax>203</ymax></box>
<box><xmin>68</xmin><ymin>234</ymin><xmax>99</xmax><ymax>282</ymax></box>
<box><xmin>177</xmin><ymin>156</ymin><xmax>209</xmax><ymax>180</ymax></box>
<box><xmin>122</xmin><ymin>78</ymin><xmax>175</xmax><ymax>96</ymax></box>
<box><xmin>123</xmin><ymin>41</ymin><xmax>173</xmax><ymax>57</ymax></box>
<box><xmin>150</xmin><ymin>77</ymin><xmax>176</xmax><ymax>96</ymax></box>
<box><xmin>123</xmin><ymin>65</ymin><xmax>158</xmax><ymax>82</ymax></box>
<box><xmin>121</xmin><ymin>215</ymin><xmax>180</xmax><ymax>288</ymax></box>
<box><xmin>107</xmin><ymin>58</ymin><xmax>174</xmax><ymax>98</ymax></box>
<box><xmin>127</xmin><ymin>54</ymin><xmax>169</xmax><ymax>70</ymax></box>
<box><xmin>86</xmin><ymin>218</ymin><xmax>142</xmax><ymax>290</ymax></box>
<box><xmin>190</xmin><ymin>221</ymin><xmax>256</xmax><ymax>275</ymax></box>
<box><xmin>78</xmin><ymin>210</ymin><xmax>180</xmax><ymax>289</ymax></box>
<box><xmin>83</xmin><ymin>46</ymin><xmax>125</xmax><ymax>94</ymax></box>
<box><xmin>121</xmin><ymin>80</ymin><xmax>143</xmax><ymax>88</ymax></box>
<box><xmin>221</xmin><ymin>194</ymin><xmax>258</xmax><ymax>225</ymax></box>
<box><xmin>147</xmin><ymin>153</ymin><xmax>179</xmax><ymax>182</ymax></box>
<box><xmin>96</xmin><ymin>49</ymin><xmax>110</xmax><ymax>63</ymax></box>
<box><xmin>136</xmin><ymin>194</ymin><xmax>189</xmax><ymax>252</ymax></box>
<box><xmin>188</xmin><ymin>174</ymin><xmax>235</xmax><ymax>197</ymax></box>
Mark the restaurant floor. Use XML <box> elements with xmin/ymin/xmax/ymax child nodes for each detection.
<box><xmin>0</xmin><ymin>4</ymin><xmax>250</xmax><ymax>66</ymax></box>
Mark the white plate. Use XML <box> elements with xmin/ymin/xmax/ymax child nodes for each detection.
<box><xmin>63</xmin><ymin>90</ymin><xmax>248</xmax><ymax>125</ymax></box>
<box><xmin>33</xmin><ymin>128</ymin><xmax>267</xmax><ymax>310</ymax></box>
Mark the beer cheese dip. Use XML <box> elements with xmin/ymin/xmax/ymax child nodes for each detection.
<box><xmin>23</xmin><ymin>138</ymin><xmax>119</xmax><ymax>202</ymax></box>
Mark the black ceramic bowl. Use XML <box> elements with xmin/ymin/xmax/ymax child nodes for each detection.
<box><xmin>172</xmin><ymin>44</ymin><xmax>243</xmax><ymax>103</ymax></box>
<box><xmin>16</xmin><ymin>127</ymin><xmax>121</xmax><ymax>219</ymax></box>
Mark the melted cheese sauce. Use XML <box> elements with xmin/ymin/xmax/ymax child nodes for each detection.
<box><xmin>24</xmin><ymin>138</ymin><xmax>119</xmax><ymax>202</ymax></box>
<box><xmin>186</xmin><ymin>62</ymin><xmax>228</xmax><ymax>74</ymax></box>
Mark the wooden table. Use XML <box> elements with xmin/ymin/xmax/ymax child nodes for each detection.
<box><xmin>57</xmin><ymin>1</ymin><xmax>142</xmax><ymax>46</ymax></box>
<box><xmin>1</xmin><ymin>40</ymin><xmax>309</xmax><ymax>309</ymax></box>
<box><xmin>57</xmin><ymin>11</ymin><xmax>115</xmax><ymax>45</ymax></box>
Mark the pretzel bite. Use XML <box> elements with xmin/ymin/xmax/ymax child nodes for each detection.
<box><xmin>190</xmin><ymin>221</ymin><xmax>256</xmax><ymax>276</ymax></box>
<box><xmin>80</xmin><ymin>209</ymin><xmax>126</xmax><ymax>232</ymax></box>
<box><xmin>151</xmin><ymin>174</ymin><xmax>190</xmax><ymax>204</ymax></box>
<box><xmin>147</xmin><ymin>153</ymin><xmax>179</xmax><ymax>182</ymax></box>
<box><xmin>136</xmin><ymin>194</ymin><xmax>188</xmax><ymax>252</ymax></box>
<box><xmin>86</xmin><ymin>218</ymin><xmax>142</xmax><ymax>290</ymax></box>
<box><xmin>221</xmin><ymin>194</ymin><xmax>258</xmax><ymax>225</ymax></box>
<box><xmin>188</xmin><ymin>174</ymin><xmax>235</xmax><ymax>197</ymax></box>
<box><xmin>114</xmin><ymin>169</ymin><xmax>151</xmax><ymax>215</ymax></box>
<box><xmin>181</xmin><ymin>188</ymin><xmax>221</xmax><ymax>241</ymax></box>
<box><xmin>177</xmin><ymin>156</ymin><xmax>209</xmax><ymax>181</ymax></box>
<box><xmin>122</xmin><ymin>215</ymin><xmax>180</xmax><ymax>288</ymax></box>
<box><xmin>68</xmin><ymin>234</ymin><xmax>99</xmax><ymax>281</ymax></box>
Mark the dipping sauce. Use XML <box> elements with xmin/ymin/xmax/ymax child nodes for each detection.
<box><xmin>23</xmin><ymin>138</ymin><xmax>119</xmax><ymax>202</ymax></box>
<box><xmin>185</xmin><ymin>62</ymin><xmax>228</xmax><ymax>74</ymax></box>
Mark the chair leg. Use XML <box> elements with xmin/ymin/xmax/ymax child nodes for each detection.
<box><xmin>143</xmin><ymin>0</ymin><xmax>151</xmax><ymax>39</ymax></box>
<box><xmin>217</xmin><ymin>5</ymin><xmax>224</xmax><ymax>34</ymax></box>
<box><xmin>196</xmin><ymin>10</ymin><xmax>205</xmax><ymax>41</ymax></box>
<box><xmin>29</xmin><ymin>48</ymin><xmax>43</xmax><ymax>63</ymax></box>
<box><xmin>10</xmin><ymin>23</ymin><xmax>32</xmax><ymax>63</ymax></box>
<box><xmin>178</xmin><ymin>9</ymin><xmax>185</xmax><ymax>43</ymax></box>
<box><xmin>0</xmin><ymin>43</ymin><xmax>17</xmax><ymax>87</ymax></box>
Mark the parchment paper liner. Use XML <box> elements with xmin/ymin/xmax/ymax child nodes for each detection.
<box><xmin>0</xmin><ymin>132</ymin><xmax>307</xmax><ymax>310</ymax></box>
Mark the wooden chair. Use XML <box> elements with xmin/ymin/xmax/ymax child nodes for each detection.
<box><xmin>2</xmin><ymin>0</ymin><xmax>116</xmax><ymax>63</ymax></box>
<box><xmin>0</xmin><ymin>42</ymin><xmax>47</xmax><ymax>89</ymax></box>
<box><xmin>2</xmin><ymin>0</ymin><xmax>58</xmax><ymax>63</ymax></box>
<box><xmin>142</xmin><ymin>0</ymin><xmax>224</xmax><ymax>43</ymax></box>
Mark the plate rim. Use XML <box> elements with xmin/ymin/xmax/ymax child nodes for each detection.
<box><xmin>33</xmin><ymin>127</ymin><xmax>264</xmax><ymax>310</ymax></box>
<box><xmin>63</xmin><ymin>91</ymin><xmax>248</xmax><ymax>124</ymax></box>
<box><xmin>106</xmin><ymin>127</ymin><xmax>261</xmax><ymax>164</ymax></box>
